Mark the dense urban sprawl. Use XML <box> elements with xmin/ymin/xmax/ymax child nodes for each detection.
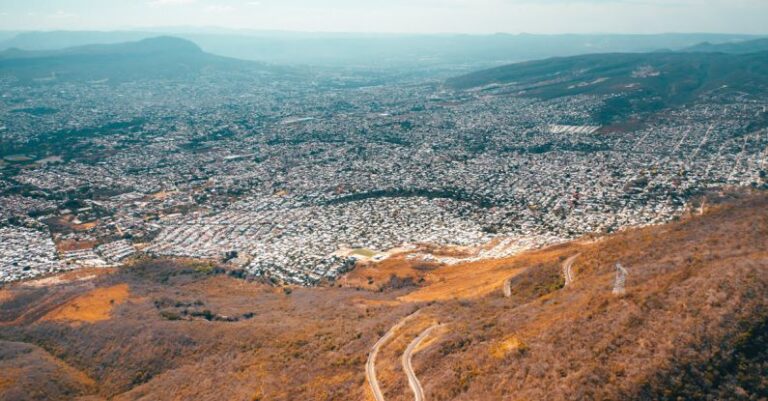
<box><xmin>1</xmin><ymin>72</ymin><xmax>766</xmax><ymax>284</ymax></box>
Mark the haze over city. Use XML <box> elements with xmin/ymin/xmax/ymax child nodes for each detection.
<box><xmin>1</xmin><ymin>0</ymin><xmax>768</xmax><ymax>34</ymax></box>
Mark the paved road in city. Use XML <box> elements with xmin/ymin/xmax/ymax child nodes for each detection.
<box><xmin>402</xmin><ymin>324</ymin><xmax>442</xmax><ymax>401</ymax></box>
<box><xmin>366</xmin><ymin>310</ymin><xmax>420</xmax><ymax>401</ymax></box>
<box><xmin>563</xmin><ymin>253</ymin><xmax>581</xmax><ymax>287</ymax></box>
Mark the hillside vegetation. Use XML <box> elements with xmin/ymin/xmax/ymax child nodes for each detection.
<box><xmin>447</xmin><ymin>50</ymin><xmax>768</xmax><ymax>123</ymax></box>
<box><xmin>0</xmin><ymin>36</ymin><xmax>292</xmax><ymax>83</ymax></box>
<box><xmin>683</xmin><ymin>38</ymin><xmax>768</xmax><ymax>54</ymax></box>
<box><xmin>408</xmin><ymin>192</ymin><xmax>768</xmax><ymax>400</ymax></box>
<box><xmin>0</xmin><ymin>192</ymin><xmax>766</xmax><ymax>400</ymax></box>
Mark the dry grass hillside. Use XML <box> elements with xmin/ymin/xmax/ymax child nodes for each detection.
<box><xmin>408</xmin><ymin>193</ymin><xmax>768</xmax><ymax>401</ymax></box>
<box><xmin>0</xmin><ymin>193</ymin><xmax>766</xmax><ymax>401</ymax></box>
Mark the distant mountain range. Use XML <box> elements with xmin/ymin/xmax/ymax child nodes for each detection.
<box><xmin>0</xmin><ymin>36</ymin><xmax>290</xmax><ymax>83</ymax></box>
<box><xmin>0</xmin><ymin>31</ymin><xmax>764</xmax><ymax>69</ymax></box>
<box><xmin>682</xmin><ymin>38</ymin><xmax>768</xmax><ymax>54</ymax></box>
<box><xmin>3</xmin><ymin>32</ymin><xmax>768</xmax><ymax>120</ymax></box>
<box><xmin>0</xmin><ymin>31</ymin><xmax>157</xmax><ymax>52</ymax></box>
<box><xmin>447</xmin><ymin>39</ymin><xmax>768</xmax><ymax>123</ymax></box>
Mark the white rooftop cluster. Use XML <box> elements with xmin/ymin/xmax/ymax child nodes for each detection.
<box><xmin>0</xmin><ymin>226</ymin><xmax>63</xmax><ymax>283</ymax></box>
<box><xmin>95</xmin><ymin>239</ymin><xmax>137</xmax><ymax>263</ymax></box>
<box><xmin>549</xmin><ymin>125</ymin><xmax>601</xmax><ymax>135</ymax></box>
<box><xmin>1</xmin><ymin>69</ymin><xmax>766</xmax><ymax>286</ymax></box>
<box><xmin>146</xmin><ymin>196</ymin><xmax>489</xmax><ymax>285</ymax></box>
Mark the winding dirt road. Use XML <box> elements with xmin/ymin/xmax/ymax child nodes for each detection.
<box><xmin>366</xmin><ymin>311</ymin><xmax>420</xmax><ymax>401</ymax></box>
<box><xmin>402</xmin><ymin>324</ymin><xmax>442</xmax><ymax>401</ymax></box>
<box><xmin>562</xmin><ymin>253</ymin><xmax>580</xmax><ymax>287</ymax></box>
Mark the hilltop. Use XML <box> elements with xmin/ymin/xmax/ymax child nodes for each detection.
<box><xmin>0</xmin><ymin>36</ymin><xmax>292</xmax><ymax>83</ymax></box>
<box><xmin>0</xmin><ymin>31</ymin><xmax>761</xmax><ymax>70</ymax></box>
<box><xmin>683</xmin><ymin>37</ymin><xmax>768</xmax><ymax>54</ymax></box>
<box><xmin>447</xmin><ymin>50</ymin><xmax>768</xmax><ymax>123</ymax></box>
<box><xmin>0</xmin><ymin>191</ymin><xmax>766</xmax><ymax>400</ymax></box>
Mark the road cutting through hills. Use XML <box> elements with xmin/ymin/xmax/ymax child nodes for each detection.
<box><xmin>562</xmin><ymin>253</ymin><xmax>580</xmax><ymax>287</ymax></box>
<box><xmin>402</xmin><ymin>324</ymin><xmax>443</xmax><ymax>401</ymax></box>
<box><xmin>366</xmin><ymin>310</ymin><xmax>421</xmax><ymax>401</ymax></box>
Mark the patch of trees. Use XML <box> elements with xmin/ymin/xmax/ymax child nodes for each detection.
<box><xmin>0</xmin><ymin>118</ymin><xmax>146</xmax><ymax>159</ymax></box>
<box><xmin>380</xmin><ymin>275</ymin><xmax>417</xmax><ymax>291</ymax></box>
<box><xmin>324</xmin><ymin>187</ymin><xmax>501</xmax><ymax>208</ymax></box>
<box><xmin>504</xmin><ymin>261</ymin><xmax>565</xmax><ymax>302</ymax></box>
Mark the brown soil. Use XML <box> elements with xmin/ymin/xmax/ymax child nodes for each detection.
<box><xmin>56</xmin><ymin>239</ymin><xmax>99</xmax><ymax>252</ymax></box>
<box><xmin>41</xmin><ymin>284</ymin><xmax>130</xmax><ymax>324</ymax></box>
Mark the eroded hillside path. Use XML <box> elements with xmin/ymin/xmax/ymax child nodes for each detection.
<box><xmin>366</xmin><ymin>310</ymin><xmax>421</xmax><ymax>401</ymax></box>
<box><xmin>562</xmin><ymin>253</ymin><xmax>580</xmax><ymax>287</ymax></box>
<box><xmin>402</xmin><ymin>324</ymin><xmax>442</xmax><ymax>401</ymax></box>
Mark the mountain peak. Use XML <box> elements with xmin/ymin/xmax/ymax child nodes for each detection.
<box><xmin>0</xmin><ymin>36</ymin><xmax>244</xmax><ymax>83</ymax></box>
<box><xmin>127</xmin><ymin>36</ymin><xmax>203</xmax><ymax>55</ymax></box>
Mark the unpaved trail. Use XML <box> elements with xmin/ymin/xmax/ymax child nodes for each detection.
<box><xmin>402</xmin><ymin>324</ymin><xmax>442</xmax><ymax>401</ymax></box>
<box><xmin>366</xmin><ymin>310</ymin><xmax>420</xmax><ymax>401</ymax></box>
<box><xmin>562</xmin><ymin>253</ymin><xmax>580</xmax><ymax>287</ymax></box>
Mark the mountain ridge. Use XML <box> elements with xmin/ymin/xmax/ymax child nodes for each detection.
<box><xmin>0</xmin><ymin>36</ymin><xmax>204</xmax><ymax>59</ymax></box>
<box><xmin>1</xmin><ymin>31</ymin><xmax>763</xmax><ymax>69</ymax></box>
<box><xmin>0</xmin><ymin>36</ymin><xmax>290</xmax><ymax>83</ymax></box>
<box><xmin>682</xmin><ymin>37</ymin><xmax>768</xmax><ymax>54</ymax></box>
<box><xmin>446</xmin><ymin>50</ymin><xmax>768</xmax><ymax>123</ymax></box>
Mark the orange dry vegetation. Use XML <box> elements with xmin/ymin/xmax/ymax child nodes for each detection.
<box><xmin>407</xmin><ymin>194</ymin><xmax>768</xmax><ymax>401</ymax></box>
<box><xmin>42</xmin><ymin>284</ymin><xmax>130</xmax><ymax>324</ymax></box>
<box><xmin>346</xmin><ymin>243</ymin><xmax>578</xmax><ymax>302</ymax></box>
<box><xmin>57</xmin><ymin>267</ymin><xmax>116</xmax><ymax>282</ymax></box>
<box><xmin>56</xmin><ymin>239</ymin><xmax>99</xmax><ymax>252</ymax></box>
<box><xmin>343</xmin><ymin>256</ymin><xmax>436</xmax><ymax>289</ymax></box>
<box><xmin>374</xmin><ymin>314</ymin><xmax>440</xmax><ymax>399</ymax></box>
<box><xmin>399</xmin><ymin>261</ymin><xmax>523</xmax><ymax>302</ymax></box>
<box><xmin>399</xmin><ymin>245</ymin><xmax>578</xmax><ymax>302</ymax></box>
<box><xmin>0</xmin><ymin>367</ymin><xmax>19</xmax><ymax>391</ymax></box>
<box><xmin>413</xmin><ymin>325</ymin><xmax>447</xmax><ymax>354</ymax></box>
<box><xmin>0</xmin><ymin>341</ymin><xmax>98</xmax><ymax>398</ymax></box>
<box><xmin>73</xmin><ymin>221</ymin><xmax>99</xmax><ymax>231</ymax></box>
<box><xmin>1</xmin><ymin>193</ymin><xmax>765</xmax><ymax>401</ymax></box>
<box><xmin>489</xmin><ymin>335</ymin><xmax>527</xmax><ymax>359</ymax></box>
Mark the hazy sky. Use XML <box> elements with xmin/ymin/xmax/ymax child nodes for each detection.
<box><xmin>0</xmin><ymin>0</ymin><xmax>767</xmax><ymax>34</ymax></box>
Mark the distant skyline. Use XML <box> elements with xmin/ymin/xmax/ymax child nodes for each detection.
<box><xmin>0</xmin><ymin>0</ymin><xmax>767</xmax><ymax>35</ymax></box>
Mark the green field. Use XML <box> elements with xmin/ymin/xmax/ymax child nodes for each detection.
<box><xmin>350</xmin><ymin>248</ymin><xmax>377</xmax><ymax>258</ymax></box>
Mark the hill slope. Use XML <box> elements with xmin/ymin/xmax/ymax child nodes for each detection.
<box><xmin>0</xmin><ymin>31</ymin><xmax>761</xmax><ymax>69</ymax></box>
<box><xmin>447</xmin><ymin>50</ymin><xmax>768</xmax><ymax>123</ymax></box>
<box><xmin>0</xmin><ymin>192</ymin><xmax>766</xmax><ymax>400</ymax></box>
<box><xmin>683</xmin><ymin>37</ymin><xmax>768</xmax><ymax>54</ymax></box>
<box><xmin>410</xmin><ymin>193</ymin><xmax>768</xmax><ymax>401</ymax></box>
<box><xmin>0</xmin><ymin>31</ymin><xmax>157</xmax><ymax>51</ymax></box>
<box><xmin>0</xmin><ymin>36</ymin><xmax>289</xmax><ymax>83</ymax></box>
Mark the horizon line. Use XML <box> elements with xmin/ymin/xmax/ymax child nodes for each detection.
<box><xmin>2</xmin><ymin>28</ymin><xmax>768</xmax><ymax>37</ymax></box>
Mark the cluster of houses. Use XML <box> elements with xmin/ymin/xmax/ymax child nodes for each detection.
<box><xmin>1</xmin><ymin>69</ymin><xmax>766</xmax><ymax>285</ymax></box>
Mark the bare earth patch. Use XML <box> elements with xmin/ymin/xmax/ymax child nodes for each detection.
<box><xmin>21</xmin><ymin>268</ymin><xmax>113</xmax><ymax>289</ymax></box>
<box><xmin>41</xmin><ymin>284</ymin><xmax>130</xmax><ymax>324</ymax></box>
